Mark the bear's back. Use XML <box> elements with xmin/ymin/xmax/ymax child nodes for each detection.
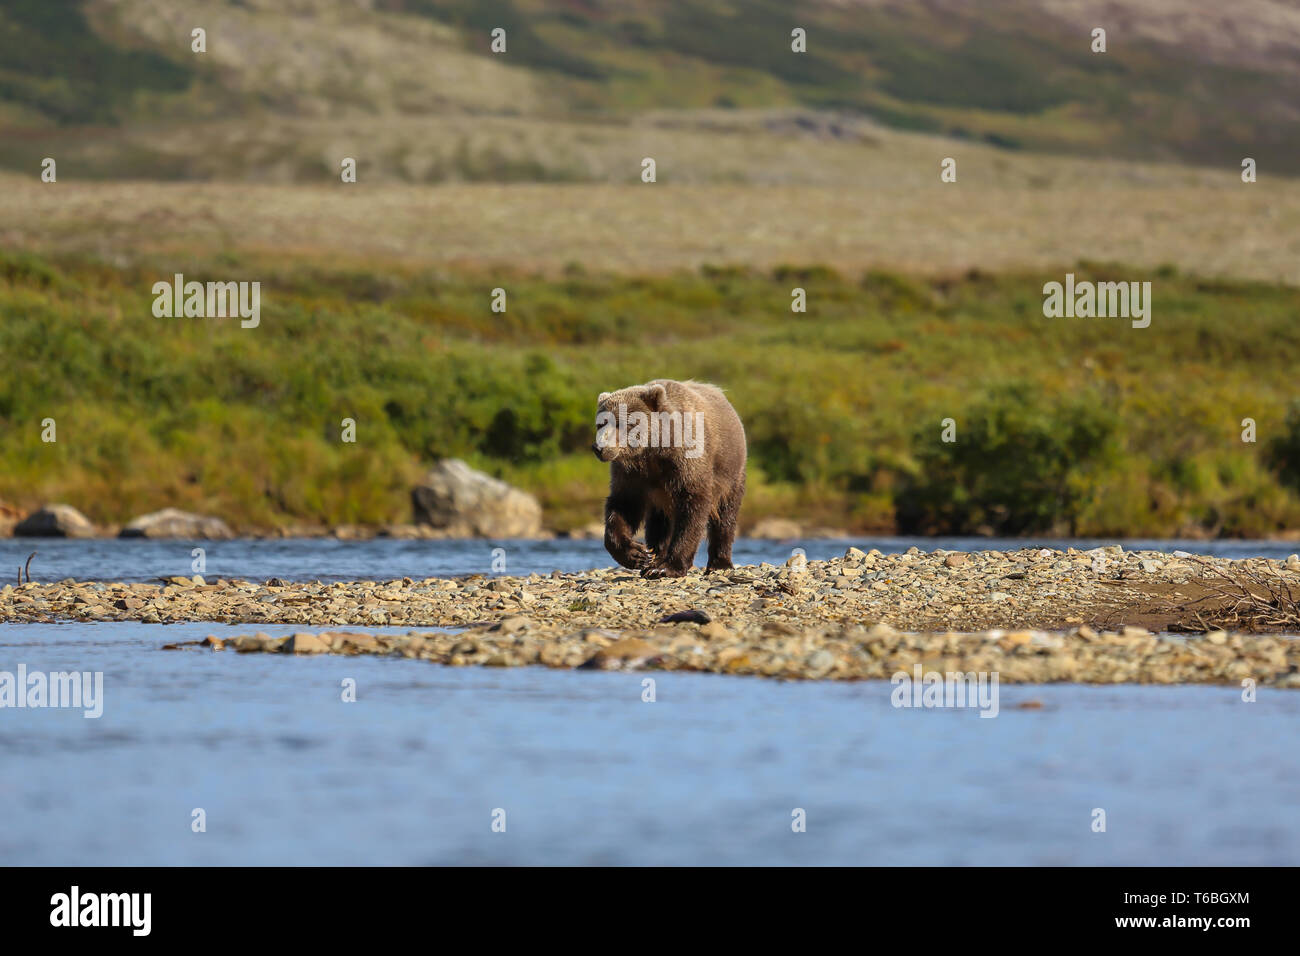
<box><xmin>652</xmin><ymin>379</ymin><xmax>746</xmax><ymax>471</ymax></box>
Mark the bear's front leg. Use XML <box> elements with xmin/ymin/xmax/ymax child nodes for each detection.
<box><xmin>604</xmin><ymin>493</ymin><xmax>652</xmax><ymax>570</ymax></box>
<box><xmin>642</xmin><ymin>496</ymin><xmax>708</xmax><ymax>579</ymax></box>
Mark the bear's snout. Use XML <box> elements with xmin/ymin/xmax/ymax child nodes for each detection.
<box><xmin>592</xmin><ymin>441</ymin><xmax>618</xmax><ymax>462</ymax></box>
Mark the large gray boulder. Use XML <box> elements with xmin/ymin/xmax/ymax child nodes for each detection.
<box><xmin>119</xmin><ymin>508</ymin><xmax>234</xmax><ymax>539</ymax></box>
<box><xmin>411</xmin><ymin>459</ymin><xmax>543</xmax><ymax>538</ymax></box>
<box><xmin>14</xmin><ymin>504</ymin><xmax>97</xmax><ymax>538</ymax></box>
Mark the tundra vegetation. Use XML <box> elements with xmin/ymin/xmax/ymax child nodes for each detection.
<box><xmin>3</xmin><ymin>249</ymin><xmax>1300</xmax><ymax>537</ymax></box>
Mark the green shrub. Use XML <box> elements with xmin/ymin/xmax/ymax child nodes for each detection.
<box><xmin>1265</xmin><ymin>401</ymin><xmax>1300</xmax><ymax>493</ymax></box>
<box><xmin>896</xmin><ymin>383</ymin><xmax>1121</xmax><ymax>535</ymax></box>
<box><xmin>3</xmin><ymin>251</ymin><xmax>1299</xmax><ymax>535</ymax></box>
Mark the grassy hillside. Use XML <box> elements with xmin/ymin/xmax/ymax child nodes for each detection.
<box><xmin>0</xmin><ymin>0</ymin><xmax>191</xmax><ymax>126</ymax></box>
<box><xmin>4</xmin><ymin>249</ymin><xmax>1300</xmax><ymax>537</ymax></box>
<box><xmin>3</xmin><ymin>0</ymin><xmax>1300</xmax><ymax>177</ymax></box>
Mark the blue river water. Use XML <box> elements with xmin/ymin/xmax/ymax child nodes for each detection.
<box><xmin>1</xmin><ymin>620</ymin><xmax>1297</xmax><ymax>866</ymax></box>
<box><xmin>2</xmin><ymin>537</ymin><xmax>1298</xmax><ymax>865</ymax></box>
<box><xmin>1</xmin><ymin>534</ymin><xmax>1297</xmax><ymax>584</ymax></box>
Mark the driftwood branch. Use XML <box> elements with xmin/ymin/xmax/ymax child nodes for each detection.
<box><xmin>23</xmin><ymin>551</ymin><xmax>36</xmax><ymax>584</ymax></box>
<box><xmin>1186</xmin><ymin>557</ymin><xmax>1300</xmax><ymax>631</ymax></box>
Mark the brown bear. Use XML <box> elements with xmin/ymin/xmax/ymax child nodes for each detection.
<box><xmin>593</xmin><ymin>379</ymin><xmax>746</xmax><ymax>578</ymax></box>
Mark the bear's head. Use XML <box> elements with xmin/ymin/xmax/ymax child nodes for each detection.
<box><xmin>593</xmin><ymin>383</ymin><xmax>669</xmax><ymax>462</ymax></box>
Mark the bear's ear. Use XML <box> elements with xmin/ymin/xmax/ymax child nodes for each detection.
<box><xmin>642</xmin><ymin>383</ymin><xmax>667</xmax><ymax>410</ymax></box>
<box><xmin>597</xmin><ymin>391</ymin><xmax>611</xmax><ymax>404</ymax></box>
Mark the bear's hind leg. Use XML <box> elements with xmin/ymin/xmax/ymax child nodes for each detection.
<box><xmin>706</xmin><ymin>481</ymin><xmax>744</xmax><ymax>572</ymax></box>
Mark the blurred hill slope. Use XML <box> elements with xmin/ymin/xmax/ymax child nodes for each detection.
<box><xmin>3</xmin><ymin>0</ymin><xmax>1300</xmax><ymax>178</ymax></box>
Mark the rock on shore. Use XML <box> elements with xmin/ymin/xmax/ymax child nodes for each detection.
<box><xmin>749</xmin><ymin>518</ymin><xmax>803</xmax><ymax>540</ymax></box>
<box><xmin>14</xmin><ymin>504</ymin><xmax>96</xmax><ymax>538</ymax></box>
<box><xmin>119</xmin><ymin>508</ymin><xmax>235</xmax><ymax>539</ymax></box>
<box><xmin>411</xmin><ymin>459</ymin><xmax>543</xmax><ymax>538</ymax></box>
